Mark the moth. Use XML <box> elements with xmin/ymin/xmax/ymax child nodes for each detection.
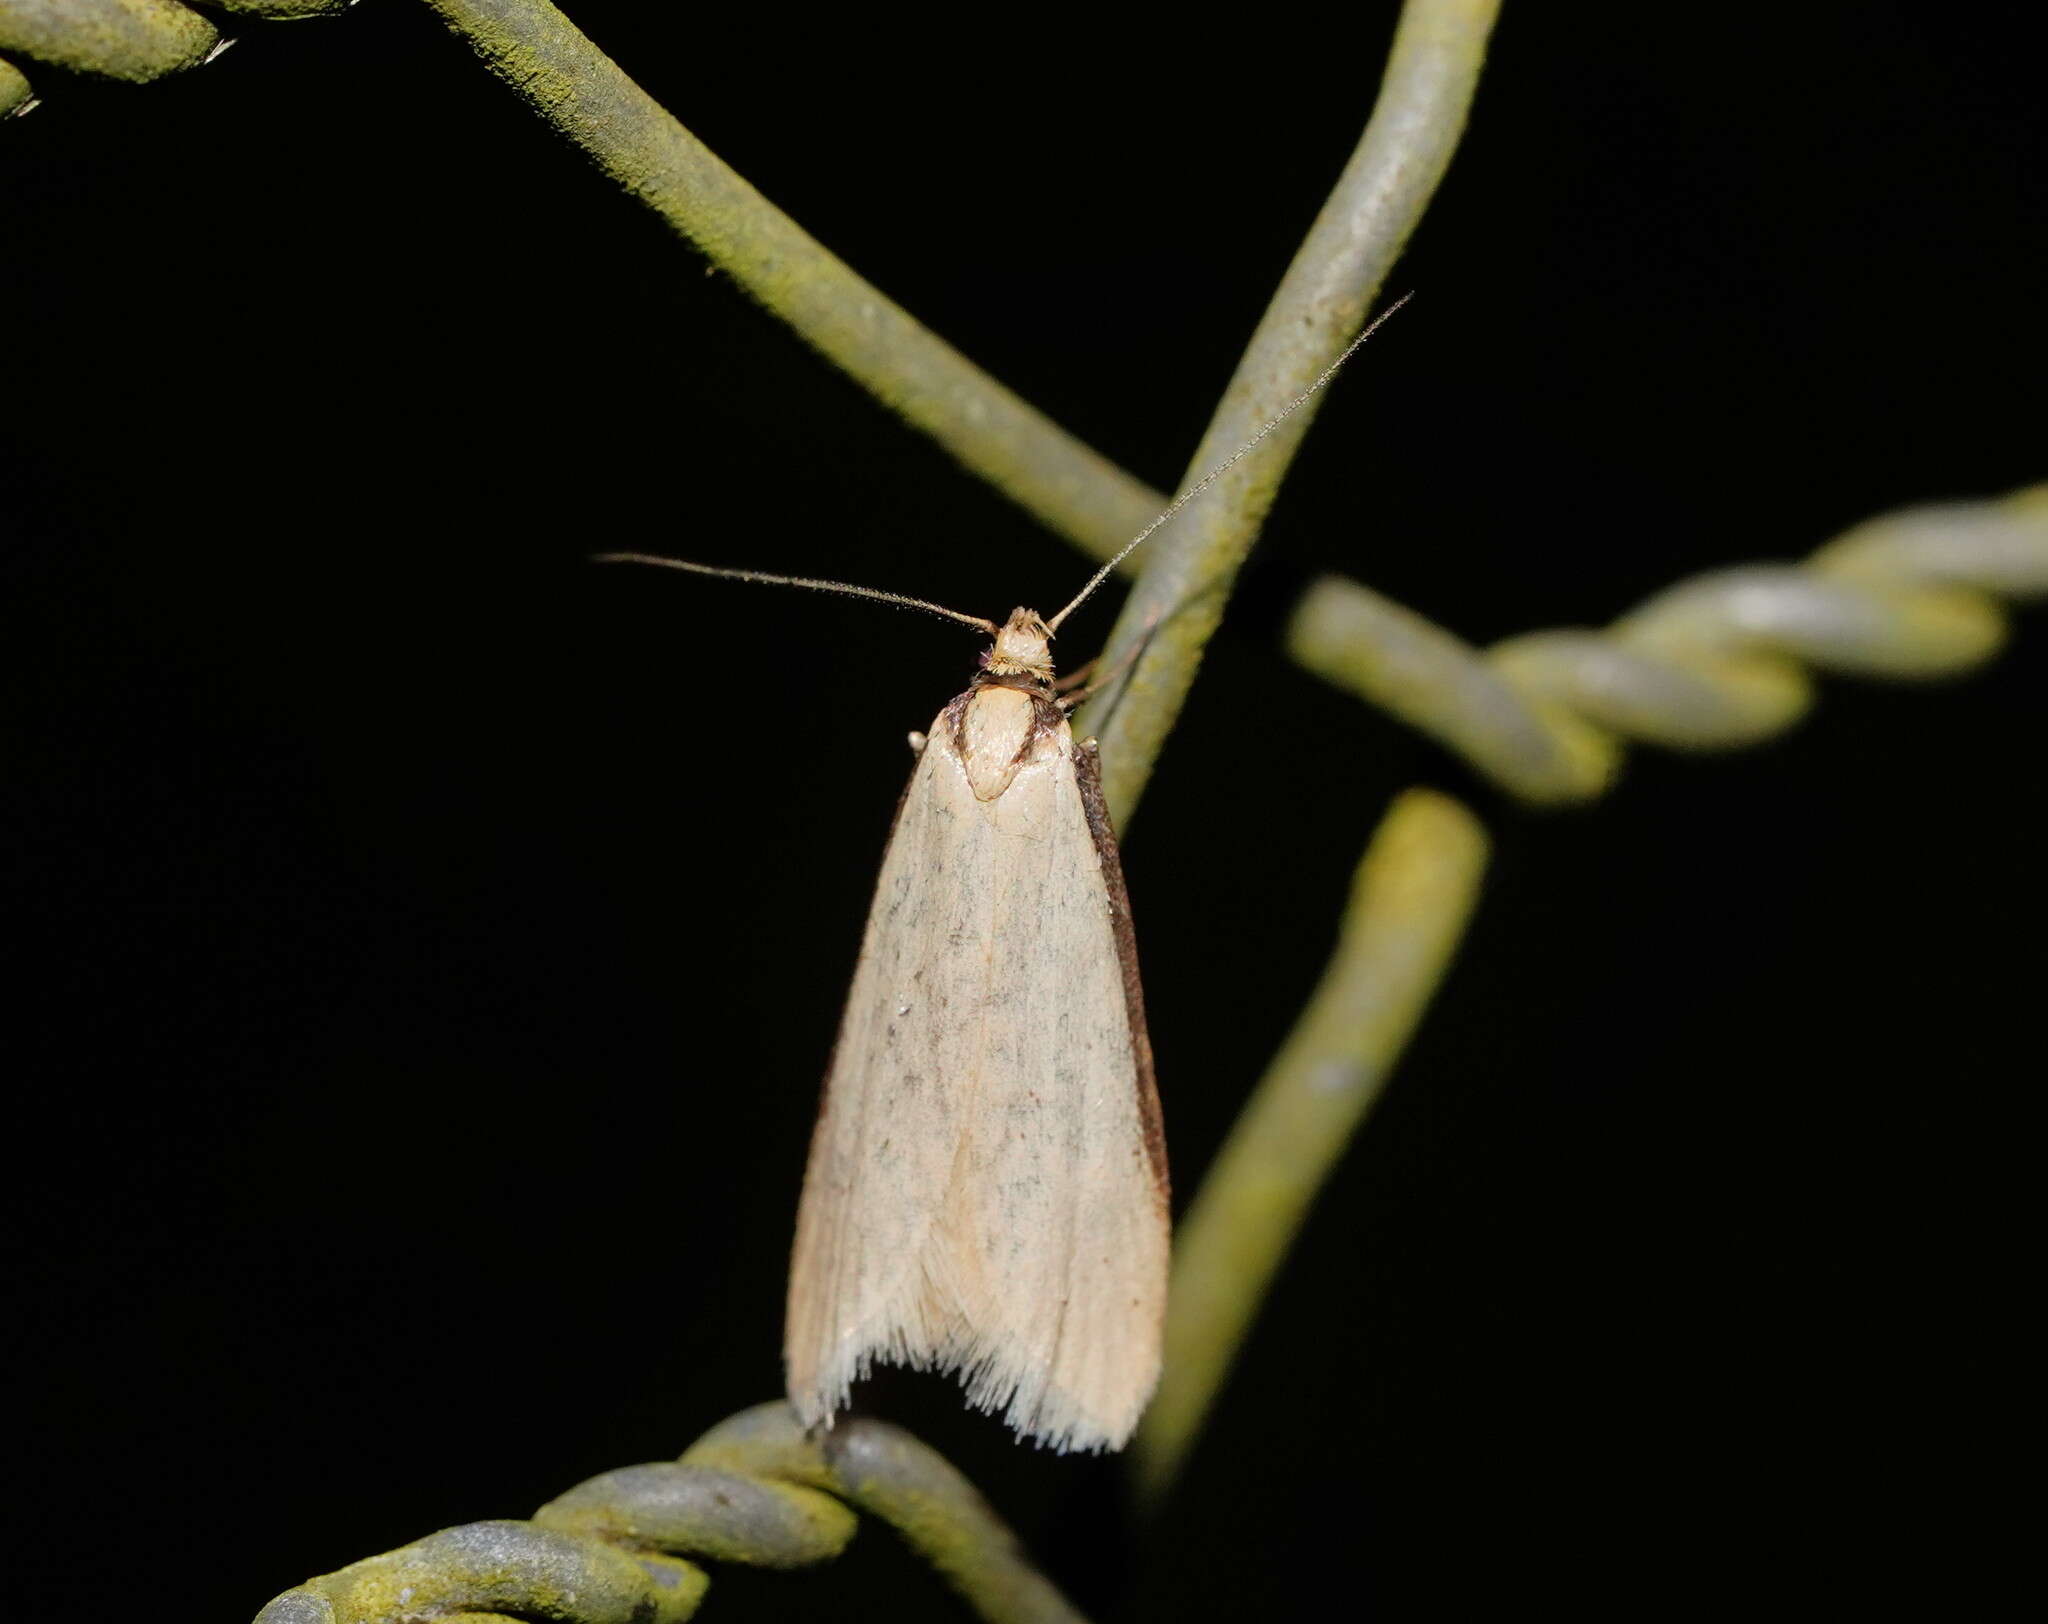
<box><xmin>796</xmin><ymin>598</ymin><xmax>1166</xmax><ymax>1452</ymax></box>
<box><xmin>600</xmin><ymin>294</ymin><xmax>1406</xmax><ymax>1451</ymax></box>
<box><xmin>594</xmin><ymin>562</ymin><xmax>1166</xmax><ymax>1451</ymax></box>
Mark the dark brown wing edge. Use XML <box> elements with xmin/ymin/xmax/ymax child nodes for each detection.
<box><xmin>1071</xmin><ymin>732</ymin><xmax>1169</xmax><ymax>1203</ymax></box>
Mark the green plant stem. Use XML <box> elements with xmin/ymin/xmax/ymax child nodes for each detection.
<box><xmin>211</xmin><ymin>2</ymin><xmax>354</xmax><ymax>15</ymax></box>
<box><xmin>417</xmin><ymin>0</ymin><xmax>1162</xmax><ymax>562</ymax></box>
<box><xmin>0</xmin><ymin>0</ymin><xmax>216</xmax><ymax>80</ymax></box>
<box><xmin>0</xmin><ymin>55</ymin><xmax>30</xmax><ymax>114</ymax></box>
<box><xmin>272</xmin><ymin>1525</ymin><xmax>707</xmax><ymax>1623</ymax></box>
<box><xmin>1138</xmin><ymin>788</ymin><xmax>1491</xmax><ymax>1498</ymax></box>
<box><xmin>1079</xmin><ymin>0</ymin><xmax>1502</xmax><ymax>825</ymax></box>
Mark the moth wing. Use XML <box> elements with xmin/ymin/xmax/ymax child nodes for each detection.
<box><xmin>785</xmin><ymin>697</ymin><xmax>1168</xmax><ymax>1452</ymax></box>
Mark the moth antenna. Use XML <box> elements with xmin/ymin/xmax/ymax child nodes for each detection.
<box><xmin>593</xmin><ymin>552</ymin><xmax>999</xmax><ymax>635</ymax></box>
<box><xmin>1046</xmin><ymin>290</ymin><xmax>1413</xmax><ymax>632</ymax></box>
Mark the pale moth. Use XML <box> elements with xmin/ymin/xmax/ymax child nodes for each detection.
<box><xmin>601</xmin><ymin>296</ymin><xmax>1406</xmax><ymax>1451</ymax></box>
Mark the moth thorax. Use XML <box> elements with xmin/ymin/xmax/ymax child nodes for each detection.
<box><xmin>986</xmin><ymin>608</ymin><xmax>1054</xmax><ymax>681</ymax></box>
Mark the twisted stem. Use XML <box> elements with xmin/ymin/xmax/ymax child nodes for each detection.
<box><xmin>255</xmin><ymin>1403</ymin><xmax>1087</xmax><ymax>1624</ymax></box>
<box><xmin>1290</xmin><ymin>485</ymin><xmax>2048</xmax><ymax>804</ymax></box>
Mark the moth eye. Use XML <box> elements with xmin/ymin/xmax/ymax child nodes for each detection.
<box><xmin>976</xmin><ymin>650</ymin><xmax>991</xmax><ymax>668</ymax></box>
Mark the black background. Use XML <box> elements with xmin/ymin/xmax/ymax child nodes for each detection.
<box><xmin>3</xmin><ymin>4</ymin><xmax>2042</xmax><ymax>1618</ymax></box>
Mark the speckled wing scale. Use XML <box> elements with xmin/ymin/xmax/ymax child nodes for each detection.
<box><xmin>784</xmin><ymin>615</ymin><xmax>1169</xmax><ymax>1453</ymax></box>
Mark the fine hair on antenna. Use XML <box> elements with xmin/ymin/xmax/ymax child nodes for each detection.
<box><xmin>595</xmin><ymin>291</ymin><xmax>1409</xmax><ymax>635</ymax></box>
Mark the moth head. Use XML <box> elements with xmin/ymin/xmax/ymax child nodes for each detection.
<box><xmin>984</xmin><ymin>607</ymin><xmax>1055</xmax><ymax>681</ymax></box>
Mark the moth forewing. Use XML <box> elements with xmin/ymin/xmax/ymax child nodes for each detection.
<box><xmin>785</xmin><ymin>610</ymin><xmax>1169</xmax><ymax>1452</ymax></box>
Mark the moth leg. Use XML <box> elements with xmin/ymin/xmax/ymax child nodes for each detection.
<box><xmin>1057</xmin><ymin>606</ymin><xmax>1164</xmax><ymax>712</ymax></box>
<box><xmin>1052</xmin><ymin>659</ymin><xmax>1097</xmax><ymax>695</ymax></box>
<box><xmin>906</xmin><ymin>730</ymin><xmax>928</xmax><ymax>756</ymax></box>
